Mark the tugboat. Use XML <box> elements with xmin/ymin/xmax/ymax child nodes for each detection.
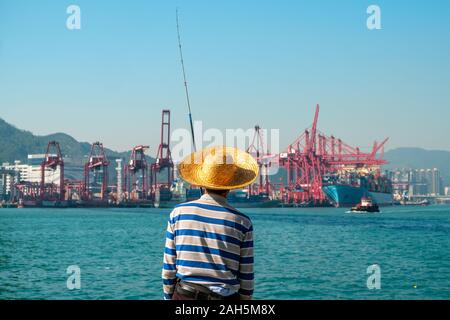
<box><xmin>350</xmin><ymin>197</ymin><xmax>380</xmax><ymax>213</ymax></box>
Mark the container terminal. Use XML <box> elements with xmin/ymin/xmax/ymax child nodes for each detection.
<box><xmin>0</xmin><ymin>105</ymin><xmax>398</xmax><ymax>209</ymax></box>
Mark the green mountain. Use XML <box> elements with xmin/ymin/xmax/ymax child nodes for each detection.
<box><xmin>0</xmin><ymin>118</ymin><xmax>132</xmax><ymax>164</ymax></box>
<box><xmin>0</xmin><ymin>118</ymin><xmax>156</xmax><ymax>181</ymax></box>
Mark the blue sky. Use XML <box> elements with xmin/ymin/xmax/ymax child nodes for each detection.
<box><xmin>1</xmin><ymin>0</ymin><xmax>449</xmax><ymax>154</ymax></box>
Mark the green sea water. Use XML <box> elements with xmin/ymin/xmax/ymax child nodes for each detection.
<box><xmin>1</xmin><ymin>205</ymin><xmax>449</xmax><ymax>300</ymax></box>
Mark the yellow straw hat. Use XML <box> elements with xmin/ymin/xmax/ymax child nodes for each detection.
<box><xmin>178</xmin><ymin>145</ymin><xmax>259</xmax><ymax>190</ymax></box>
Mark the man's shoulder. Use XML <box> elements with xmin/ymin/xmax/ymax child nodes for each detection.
<box><xmin>174</xmin><ymin>199</ymin><xmax>252</xmax><ymax>222</ymax></box>
<box><xmin>223</xmin><ymin>204</ymin><xmax>252</xmax><ymax>222</ymax></box>
<box><xmin>173</xmin><ymin>199</ymin><xmax>203</xmax><ymax>209</ymax></box>
<box><xmin>218</xmin><ymin>203</ymin><xmax>253</xmax><ymax>228</ymax></box>
<box><xmin>170</xmin><ymin>199</ymin><xmax>203</xmax><ymax>216</ymax></box>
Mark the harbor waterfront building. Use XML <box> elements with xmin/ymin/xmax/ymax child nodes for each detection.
<box><xmin>430</xmin><ymin>168</ymin><xmax>441</xmax><ymax>196</ymax></box>
<box><xmin>0</xmin><ymin>155</ymin><xmax>62</xmax><ymax>200</ymax></box>
<box><xmin>391</xmin><ymin>167</ymin><xmax>445</xmax><ymax>199</ymax></box>
<box><xmin>1</xmin><ymin>161</ymin><xmax>28</xmax><ymax>197</ymax></box>
<box><xmin>445</xmin><ymin>187</ymin><xmax>450</xmax><ymax>196</ymax></box>
<box><xmin>1</xmin><ymin>168</ymin><xmax>19</xmax><ymax>201</ymax></box>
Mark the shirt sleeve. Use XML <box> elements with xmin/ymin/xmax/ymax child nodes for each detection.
<box><xmin>162</xmin><ymin>210</ymin><xmax>177</xmax><ymax>300</ymax></box>
<box><xmin>238</xmin><ymin>223</ymin><xmax>254</xmax><ymax>300</ymax></box>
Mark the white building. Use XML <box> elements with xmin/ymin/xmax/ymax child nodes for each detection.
<box><xmin>430</xmin><ymin>168</ymin><xmax>441</xmax><ymax>196</ymax></box>
<box><xmin>2</xmin><ymin>160</ymin><xmax>29</xmax><ymax>194</ymax></box>
<box><xmin>1</xmin><ymin>155</ymin><xmax>61</xmax><ymax>194</ymax></box>
<box><xmin>26</xmin><ymin>154</ymin><xmax>61</xmax><ymax>184</ymax></box>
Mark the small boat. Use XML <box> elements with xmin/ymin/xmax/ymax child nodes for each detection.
<box><xmin>400</xmin><ymin>199</ymin><xmax>430</xmax><ymax>206</ymax></box>
<box><xmin>228</xmin><ymin>191</ymin><xmax>281</xmax><ymax>208</ymax></box>
<box><xmin>350</xmin><ymin>197</ymin><xmax>380</xmax><ymax>213</ymax></box>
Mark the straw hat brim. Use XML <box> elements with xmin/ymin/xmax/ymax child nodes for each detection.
<box><xmin>178</xmin><ymin>146</ymin><xmax>259</xmax><ymax>190</ymax></box>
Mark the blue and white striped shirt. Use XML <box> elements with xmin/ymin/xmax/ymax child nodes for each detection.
<box><xmin>162</xmin><ymin>193</ymin><xmax>254</xmax><ymax>300</ymax></box>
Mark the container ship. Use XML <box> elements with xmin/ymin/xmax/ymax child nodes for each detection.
<box><xmin>322</xmin><ymin>173</ymin><xmax>393</xmax><ymax>207</ymax></box>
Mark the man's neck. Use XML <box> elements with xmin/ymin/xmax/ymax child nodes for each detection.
<box><xmin>202</xmin><ymin>192</ymin><xmax>229</xmax><ymax>205</ymax></box>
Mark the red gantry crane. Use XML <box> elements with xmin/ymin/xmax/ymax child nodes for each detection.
<box><xmin>40</xmin><ymin>141</ymin><xmax>65</xmax><ymax>202</ymax></box>
<box><xmin>279</xmin><ymin>104</ymin><xmax>389</xmax><ymax>205</ymax></box>
<box><xmin>247</xmin><ymin>125</ymin><xmax>276</xmax><ymax>197</ymax></box>
<box><xmin>82</xmin><ymin>142</ymin><xmax>109</xmax><ymax>202</ymax></box>
<box><xmin>65</xmin><ymin>179</ymin><xmax>83</xmax><ymax>202</ymax></box>
<box><xmin>15</xmin><ymin>182</ymin><xmax>40</xmax><ymax>205</ymax></box>
<box><xmin>150</xmin><ymin>110</ymin><xmax>174</xmax><ymax>202</ymax></box>
<box><xmin>124</xmin><ymin>145</ymin><xmax>149</xmax><ymax>201</ymax></box>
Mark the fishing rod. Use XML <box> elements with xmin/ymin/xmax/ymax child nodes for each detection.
<box><xmin>176</xmin><ymin>8</ymin><xmax>197</xmax><ymax>152</ymax></box>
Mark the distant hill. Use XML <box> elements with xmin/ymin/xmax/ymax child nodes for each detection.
<box><xmin>385</xmin><ymin>147</ymin><xmax>450</xmax><ymax>185</ymax></box>
<box><xmin>0</xmin><ymin>118</ymin><xmax>133</xmax><ymax>163</ymax></box>
<box><xmin>0</xmin><ymin>118</ymin><xmax>154</xmax><ymax>180</ymax></box>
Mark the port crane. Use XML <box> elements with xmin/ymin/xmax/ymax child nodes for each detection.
<box><xmin>279</xmin><ymin>104</ymin><xmax>389</xmax><ymax>205</ymax></box>
<box><xmin>124</xmin><ymin>145</ymin><xmax>149</xmax><ymax>201</ymax></box>
<box><xmin>247</xmin><ymin>125</ymin><xmax>276</xmax><ymax>197</ymax></box>
<box><xmin>82</xmin><ymin>142</ymin><xmax>109</xmax><ymax>202</ymax></box>
<box><xmin>150</xmin><ymin>110</ymin><xmax>174</xmax><ymax>202</ymax></box>
<box><xmin>40</xmin><ymin>141</ymin><xmax>65</xmax><ymax>202</ymax></box>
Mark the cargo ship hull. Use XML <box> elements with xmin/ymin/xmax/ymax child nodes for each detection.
<box><xmin>322</xmin><ymin>185</ymin><xmax>393</xmax><ymax>208</ymax></box>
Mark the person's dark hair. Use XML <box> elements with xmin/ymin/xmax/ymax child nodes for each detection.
<box><xmin>205</xmin><ymin>189</ymin><xmax>229</xmax><ymax>198</ymax></box>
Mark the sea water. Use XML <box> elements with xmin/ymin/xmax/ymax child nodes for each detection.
<box><xmin>1</xmin><ymin>205</ymin><xmax>449</xmax><ymax>300</ymax></box>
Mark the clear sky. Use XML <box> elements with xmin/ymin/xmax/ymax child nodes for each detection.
<box><xmin>1</xmin><ymin>0</ymin><xmax>450</xmax><ymax>154</ymax></box>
